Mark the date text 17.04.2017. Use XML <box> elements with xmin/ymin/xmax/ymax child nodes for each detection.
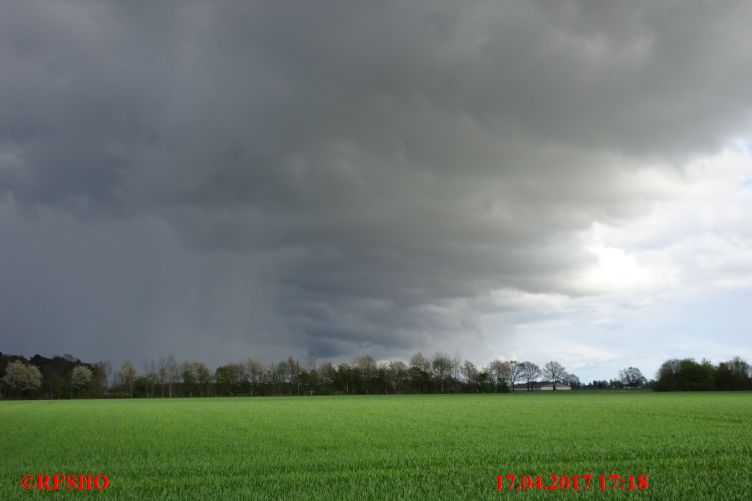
<box><xmin>496</xmin><ymin>473</ymin><xmax>648</xmax><ymax>491</ymax></box>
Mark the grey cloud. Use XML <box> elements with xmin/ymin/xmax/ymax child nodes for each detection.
<box><xmin>2</xmin><ymin>1</ymin><xmax>752</xmax><ymax>367</ymax></box>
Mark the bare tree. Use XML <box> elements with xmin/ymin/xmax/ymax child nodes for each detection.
<box><xmin>387</xmin><ymin>360</ymin><xmax>408</xmax><ymax>393</ymax></box>
<box><xmin>143</xmin><ymin>359</ymin><xmax>158</xmax><ymax>397</ymax></box>
<box><xmin>618</xmin><ymin>367</ymin><xmax>647</xmax><ymax>388</ymax></box>
<box><xmin>487</xmin><ymin>359</ymin><xmax>513</xmax><ymax>392</ymax></box>
<box><xmin>157</xmin><ymin>358</ymin><xmax>168</xmax><ymax>397</ymax></box>
<box><xmin>166</xmin><ymin>355</ymin><xmax>180</xmax><ymax>398</ymax></box>
<box><xmin>316</xmin><ymin>360</ymin><xmax>336</xmax><ymax>393</ymax></box>
<box><xmin>245</xmin><ymin>358</ymin><xmax>266</xmax><ymax>396</ymax></box>
<box><xmin>486</xmin><ymin>359</ymin><xmax>502</xmax><ymax>389</ymax></box>
<box><xmin>461</xmin><ymin>360</ymin><xmax>479</xmax><ymax>390</ymax></box>
<box><xmin>407</xmin><ymin>353</ymin><xmax>431</xmax><ymax>393</ymax></box>
<box><xmin>409</xmin><ymin>352</ymin><xmax>431</xmax><ymax>372</ymax></box>
<box><xmin>286</xmin><ymin>356</ymin><xmax>304</xmax><ymax>395</ymax></box>
<box><xmin>432</xmin><ymin>353</ymin><xmax>453</xmax><ymax>392</ymax></box>
<box><xmin>450</xmin><ymin>356</ymin><xmax>461</xmax><ymax>382</ymax></box>
<box><xmin>563</xmin><ymin>372</ymin><xmax>581</xmax><ymax>388</ymax></box>
<box><xmin>542</xmin><ymin>361</ymin><xmax>567</xmax><ymax>390</ymax></box>
<box><xmin>269</xmin><ymin>360</ymin><xmax>288</xmax><ymax>395</ymax></box>
<box><xmin>157</xmin><ymin>355</ymin><xmax>180</xmax><ymax>398</ymax></box>
<box><xmin>505</xmin><ymin>360</ymin><xmax>523</xmax><ymax>390</ymax></box>
<box><xmin>305</xmin><ymin>353</ymin><xmax>318</xmax><ymax>372</ymax></box>
<box><xmin>354</xmin><ymin>355</ymin><xmax>378</xmax><ymax>393</ymax></box>
<box><xmin>518</xmin><ymin>361</ymin><xmax>541</xmax><ymax>391</ymax></box>
<box><xmin>117</xmin><ymin>361</ymin><xmax>137</xmax><ymax>397</ymax></box>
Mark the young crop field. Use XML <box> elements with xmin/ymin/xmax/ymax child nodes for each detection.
<box><xmin>1</xmin><ymin>392</ymin><xmax>751</xmax><ymax>499</ymax></box>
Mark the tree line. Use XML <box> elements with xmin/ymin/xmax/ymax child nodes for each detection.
<box><xmin>2</xmin><ymin>351</ymin><xmax>750</xmax><ymax>399</ymax></box>
<box><xmin>1</xmin><ymin>351</ymin><xmax>580</xmax><ymax>399</ymax></box>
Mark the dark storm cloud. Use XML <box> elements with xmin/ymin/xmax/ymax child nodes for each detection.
<box><xmin>2</xmin><ymin>0</ymin><xmax>752</xmax><ymax>364</ymax></box>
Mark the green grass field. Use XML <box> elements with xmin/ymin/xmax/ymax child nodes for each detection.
<box><xmin>2</xmin><ymin>392</ymin><xmax>751</xmax><ymax>499</ymax></box>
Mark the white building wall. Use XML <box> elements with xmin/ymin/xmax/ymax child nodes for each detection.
<box><xmin>540</xmin><ymin>384</ymin><xmax>571</xmax><ymax>391</ymax></box>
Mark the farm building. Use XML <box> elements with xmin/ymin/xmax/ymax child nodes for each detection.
<box><xmin>513</xmin><ymin>382</ymin><xmax>571</xmax><ymax>391</ymax></box>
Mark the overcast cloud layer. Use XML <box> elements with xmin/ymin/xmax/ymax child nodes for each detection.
<box><xmin>2</xmin><ymin>0</ymin><xmax>752</xmax><ymax>380</ymax></box>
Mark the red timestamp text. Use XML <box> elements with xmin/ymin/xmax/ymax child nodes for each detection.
<box><xmin>496</xmin><ymin>473</ymin><xmax>649</xmax><ymax>491</ymax></box>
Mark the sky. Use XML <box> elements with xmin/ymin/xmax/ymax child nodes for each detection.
<box><xmin>1</xmin><ymin>1</ymin><xmax>752</xmax><ymax>382</ymax></box>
